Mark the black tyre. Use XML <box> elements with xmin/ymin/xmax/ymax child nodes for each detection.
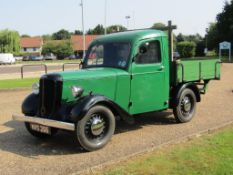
<box><xmin>173</xmin><ymin>88</ymin><xmax>197</xmax><ymax>123</ymax></box>
<box><xmin>25</xmin><ymin>123</ymin><xmax>58</xmax><ymax>139</ymax></box>
<box><xmin>75</xmin><ymin>105</ymin><xmax>116</xmax><ymax>151</ymax></box>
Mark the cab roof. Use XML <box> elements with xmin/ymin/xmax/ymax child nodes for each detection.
<box><xmin>92</xmin><ymin>29</ymin><xmax>167</xmax><ymax>44</ymax></box>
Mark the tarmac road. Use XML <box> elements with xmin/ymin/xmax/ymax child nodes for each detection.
<box><xmin>0</xmin><ymin>64</ymin><xmax>232</xmax><ymax>175</ymax></box>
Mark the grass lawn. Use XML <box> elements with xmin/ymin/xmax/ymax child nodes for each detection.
<box><xmin>16</xmin><ymin>59</ymin><xmax>81</xmax><ymax>65</ymax></box>
<box><xmin>97</xmin><ymin>125</ymin><xmax>233</xmax><ymax>175</ymax></box>
<box><xmin>0</xmin><ymin>78</ymin><xmax>39</xmax><ymax>89</ymax></box>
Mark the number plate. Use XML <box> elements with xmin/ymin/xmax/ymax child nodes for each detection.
<box><xmin>30</xmin><ymin>124</ymin><xmax>51</xmax><ymax>134</ymax></box>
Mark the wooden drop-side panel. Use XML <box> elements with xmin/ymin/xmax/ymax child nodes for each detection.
<box><xmin>175</xmin><ymin>58</ymin><xmax>221</xmax><ymax>83</ymax></box>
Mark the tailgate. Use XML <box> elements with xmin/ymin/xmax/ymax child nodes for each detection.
<box><xmin>175</xmin><ymin>58</ymin><xmax>221</xmax><ymax>83</ymax></box>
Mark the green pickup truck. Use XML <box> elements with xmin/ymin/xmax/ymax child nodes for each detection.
<box><xmin>13</xmin><ymin>25</ymin><xmax>221</xmax><ymax>151</ymax></box>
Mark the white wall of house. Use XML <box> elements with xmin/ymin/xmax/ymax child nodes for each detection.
<box><xmin>21</xmin><ymin>47</ymin><xmax>42</xmax><ymax>53</ymax></box>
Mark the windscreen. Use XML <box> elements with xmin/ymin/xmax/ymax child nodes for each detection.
<box><xmin>83</xmin><ymin>42</ymin><xmax>131</xmax><ymax>69</ymax></box>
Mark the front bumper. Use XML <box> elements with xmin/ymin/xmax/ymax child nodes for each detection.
<box><xmin>12</xmin><ymin>114</ymin><xmax>75</xmax><ymax>131</ymax></box>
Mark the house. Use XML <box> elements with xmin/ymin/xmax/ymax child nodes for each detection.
<box><xmin>20</xmin><ymin>37</ymin><xmax>43</xmax><ymax>56</ymax></box>
<box><xmin>19</xmin><ymin>35</ymin><xmax>98</xmax><ymax>58</ymax></box>
<box><xmin>71</xmin><ymin>35</ymin><xmax>99</xmax><ymax>57</ymax></box>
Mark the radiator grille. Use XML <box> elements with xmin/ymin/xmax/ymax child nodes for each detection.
<box><xmin>39</xmin><ymin>74</ymin><xmax>63</xmax><ymax>119</ymax></box>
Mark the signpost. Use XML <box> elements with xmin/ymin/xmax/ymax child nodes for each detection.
<box><xmin>219</xmin><ymin>41</ymin><xmax>231</xmax><ymax>62</ymax></box>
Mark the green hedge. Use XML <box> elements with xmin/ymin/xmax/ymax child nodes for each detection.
<box><xmin>177</xmin><ymin>41</ymin><xmax>196</xmax><ymax>58</ymax></box>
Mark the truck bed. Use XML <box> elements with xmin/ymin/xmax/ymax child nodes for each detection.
<box><xmin>175</xmin><ymin>58</ymin><xmax>221</xmax><ymax>84</ymax></box>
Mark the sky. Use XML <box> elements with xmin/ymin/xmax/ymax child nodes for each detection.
<box><xmin>0</xmin><ymin>0</ymin><xmax>229</xmax><ymax>37</ymax></box>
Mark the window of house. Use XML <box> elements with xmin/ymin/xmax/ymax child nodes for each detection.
<box><xmin>135</xmin><ymin>41</ymin><xmax>161</xmax><ymax>64</ymax></box>
<box><xmin>24</xmin><ymin>48</ymin><xmax>27</xmax><ymax>52</ymax></box>
<box><xmin>33</xmin><ymin>48</ymin><xmax>37</xmax><ymax>52</ymax></box>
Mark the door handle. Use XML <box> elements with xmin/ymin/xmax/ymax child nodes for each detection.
<box><xmin>159</xmin><ymin>66</ymin><xmax>165</xmax><ymax>71</ymax></box>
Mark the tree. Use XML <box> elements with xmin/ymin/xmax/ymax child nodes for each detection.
<box><xmin>107</xmin><ymin>25</ymin><xmax>127</xmax><ymax>33</ymax></box>
<box><xmin>0</xmin><ymin>29</ymin><xmax>20</xmax><ymax>53</ymax></box>
<box><xmin>55</xmin><ymin>41</ymin><xmax>73</xmax><ymax>59</ymax></box>
<box><xmin>176</xmin><ymin>33</ymin><xmax>204</xmax><ymax>56</ymax></box>
<box><xmin>87</xmin><ymin>24</ymin><xmax>105</xmax><ymax>35</ymax></box>
<box><xmin>21</xmin><ymin>34</ymin><xmax>30</xmax><ymax>38</ymax></box>
<box><xmin>196</xmin><ymin>40</ymin><xmax>206</xmax><ymax>57</ymax></box>
<box><xmin>207</xmin><ymin>23</ymin><xmax>218</xmax><ymax>50</ymax></box>
<box><xmin>42</xmin><ymin>34</ymin><xmax>52</xmax><ymax>41</ymax></box>
<box><xmin>176</xmin><ymin>33</ymin><xmax>203</xmax><ymax>43</ymax></box>
<box><xmin>151</xmin><ymin>23</ymin><xmax>166</xmax><ymax>29</ymax></box>
<box><xmin>176</xmin><ymin>33</ymin><xmax>186</xmax><ymax>42</ymax></box>
<box><xmin>52</xmin><ymin>29</ymin><xmax>71</xmax><ymax>40</ymax></box>
<box><xmin>74</xmin><ymin>30</ymin><xmax>83</xmax><ymax>35</ymax></box>
<box><xmin>42</xmin><ymin>42</ymin><xmax>55</xmax><ymax>55</ymax></box>
<box><xmin>216</xmin><ymin>0</ymin><xmax>233</xmax><ymax>43</ymax></box>
<box><xmin>42</xmin><ymin>41</ymin><xmax>73</xmax><ymax>59</ymax></box>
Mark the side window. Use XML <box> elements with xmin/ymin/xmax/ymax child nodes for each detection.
<box><xmin>135</xmin><ymin>41</ymin><xmax>161</xmax><ymax>64</ymax></box>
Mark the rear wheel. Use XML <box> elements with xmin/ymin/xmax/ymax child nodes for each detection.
<box><xmin>75</xmin><ymin>105</ymin><xmax>115</xmax><ymax>152</ymax></box>
<box><xmin>173</xmin><ymin>88</ymin><xmax>197</xmax><ymax>123</ymax></box>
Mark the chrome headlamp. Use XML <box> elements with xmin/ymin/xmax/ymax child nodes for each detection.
<box><xmin>71</xmin><ymin>86</ymin><xmax>84</xmax><ymax>98</ymax></box>
<box><xmin>32</xmin><ymin>83</ymin><xmax>40</xmax><ymax>95</ymax></box>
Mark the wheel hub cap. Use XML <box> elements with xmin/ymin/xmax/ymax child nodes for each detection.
<box><xmin>90</xmin><ymin>116</ymin><xmax>105</xmax><ymax>136</ymax></box>
<box><xmin>183</xmin><ymin>97</ymin><xmax>191</xmax><ymax>112</ymax></box>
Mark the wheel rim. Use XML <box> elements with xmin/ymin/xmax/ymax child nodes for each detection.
<box><xmin>85</xmin><ymin>114</ymin><xmax>108</xmax><ymax>141</ymax></box>
<box><xmin>180</xmin><ymin>95</ymin><xmax>193</xmax><ymax>116</ymax></box>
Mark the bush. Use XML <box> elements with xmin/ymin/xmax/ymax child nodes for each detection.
<box><xmin>42</xmin><ymin>41</ymin><xmax>73</xmax><ymax>59</ymax></box>
<box><xmin>13</xmin><ymin>52</ymin><xmax>30</xmax><ymax>57</ymax></box>
<box><xmin>177</xmin><ymin>41</ymin><xmax>196</xmax><ymax>58</ymax></box>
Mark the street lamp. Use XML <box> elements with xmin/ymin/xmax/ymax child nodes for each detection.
<box><xmin>80</xmin><ymin>0</ymin><xmax>86</xmax><ymax>59</ymax></box>
<box><xmin>205</xmin><ymin>28</ymin><xmax>209</xmax><ymax>55</ymax></box>
<box><xmin>125</xmin><ymin>15</ymin><xmax>131</xmax><ymax>29</ymax></box>
<box><xmin>104</xmin><ymin>0</ymin><xmax>107</xmax><ymax>35</ymax></box>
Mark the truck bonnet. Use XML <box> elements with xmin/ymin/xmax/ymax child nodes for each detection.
<box><xmin>58</xmin><ymin>67</ymin><xmax>127</xmax><ymax>103</ymax></box>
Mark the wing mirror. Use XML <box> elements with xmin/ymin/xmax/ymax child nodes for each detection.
<box><xmin>139</xmin><ymin>43</ymin><xmax>149</xmax><ymax>55</ymax></box>
<box><xmin>133</xmin><ymin>43</ymin><xmax>149</xmax><ymax>63</ymax></box>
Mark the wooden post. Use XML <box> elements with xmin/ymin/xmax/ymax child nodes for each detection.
<box><xmin>167</xmin><ymin>21</ymin><xmax>177</xmax><ymax>62</ymax></box>
<box><xmin>152</xmin><ymin>20</ymin><xmax>177</xmax><ymax>62</ymax></box>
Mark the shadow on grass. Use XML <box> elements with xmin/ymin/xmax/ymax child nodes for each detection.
<box><xmin>0</xmin><ymin>111</ymin><xmax>175</xmax><ymax>157</ymax></box>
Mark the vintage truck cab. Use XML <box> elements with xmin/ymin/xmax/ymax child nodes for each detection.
<box><xmin>13</xmin><ymin>27</ymin><xmax>221</xmax><ymax>151</ymax></box>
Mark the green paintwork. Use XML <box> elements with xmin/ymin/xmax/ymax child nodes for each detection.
<box><xmin>60</xmin><ymin>68</ymin><xmax>131</xmax><ymax>111</ymax></box>
<box><xmin>129</xmin><ymin>36</ymin><xmax>170</xmax><ymax>114</ymax></box>
<box><xmin>91</xmin><ymin>30</ymin><xmax>166</xmax><ymax>45</ymax></box>
<box><xmin>53</xmin><ymin>30</ymin><xmax>221</xmax><ymax>115</ymax></box>
<box><xmin>176</xmin><ymin>58</ymin><xmax>221</xmax><ymax>83</ymax></box>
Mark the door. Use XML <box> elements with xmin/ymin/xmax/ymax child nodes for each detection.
<box><xmin>130</xmin><ymin>39</ymin><xmax>168</xmax><ymax>114</ymax></box>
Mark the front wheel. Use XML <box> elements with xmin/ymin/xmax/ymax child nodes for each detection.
<box><xmin>173</xmin><ymin>88</ymin><xmax>197</xmax><ymax>123</ymax></box>
<box><xmin>75</xmin><ymin>105</ymin><xmax>116</xmax><ymax>152</ymax></box>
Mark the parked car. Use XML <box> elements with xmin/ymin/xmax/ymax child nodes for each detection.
<box><xmin>69</xmin><ymin>54</ymin><xmax>82</xmax><ymax>60</ymax></box>
<box><xmin>0</xmin><ymin>53</ymin><xmax>16</xmax><ymax>64</ymax></box>
<box><xmin>14</xmin><ymin>56</ymin><xmax>23</xmax><ymax>61</ymax></box>
<box><xmin>22</xmin><ymin>55</ymin><xmax>43</xmax><ymax>61</ymax></box>
<box><xmin>44</xmin><ymin>53</ymin><xmax>57</xmax><ymax>60</ymax></box>
<box><xmin>23</xmin><ymin>56</ymin><xmax>30</xmax><ymax>61</ymax></box>
<box><xmin>30</xmin><ymin>56</ymin><xmax>43</xmax><ymax>61</ymax></box>
<box><xmin>69</xmin><ymin>54</ymin><xmax>76</xmax><ymax>60</ymax></box>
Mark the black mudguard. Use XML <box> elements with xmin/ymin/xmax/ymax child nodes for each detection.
<box><xmin>70</xmin><ymin>95</ymin><xmax>134</xmax><ymax>124</ymax></box>
<box><xmin>22</xmin><ymin>93</ymin><xmax>39</xmax><ymax>116</ymax></box>
<box><xmin>170</xmin><ymin>83</ymin><xmax>201</xmax><ymax>108</ymax></box>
